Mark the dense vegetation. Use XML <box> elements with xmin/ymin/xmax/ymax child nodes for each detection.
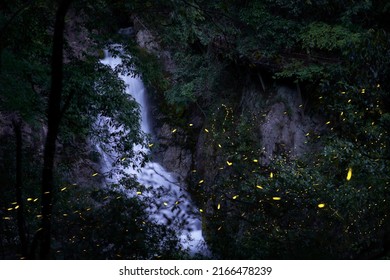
<box><xmin>1</xmin><ymin>0</ymin><xmax>389</xmax><ymax>259</ymax></box>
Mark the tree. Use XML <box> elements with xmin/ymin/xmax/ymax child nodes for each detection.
<box><xmin>37</xmin><ymin>0</ymin><xmax>73</xmax><ymax>260</ymax></box>
<box><xmin>1</xmin><ymin>0</ymin><xmax>184</xmax><ymax>259</ymax></box>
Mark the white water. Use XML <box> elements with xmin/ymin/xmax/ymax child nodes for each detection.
<box><xmin>98</xmin><ymin>50</ymin><xmax>208</xmax><ymax>255</ymax></box>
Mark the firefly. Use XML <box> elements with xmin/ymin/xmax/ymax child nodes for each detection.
<box><xmin>347</xmin><ymin>168</ymin><xmax>352</xmax><ymax>181</ymax></box>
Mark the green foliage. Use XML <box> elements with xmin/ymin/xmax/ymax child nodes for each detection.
<box><xmin>300</xmin><ymin>22</ymin><xmax>362</xmax><ymax>52</ymax></box>
<box><xmin>274</xmin><ymin>60</ymin><xmax>327</xmax><ymax>82</ymax></box>
<box><xmin>166</xmin><ymin>1</ymin><xmax>390</xmax><ymax>259</ymax></box>
<box><xmin>166</xmin><ymin>52</ymin><xmax>224</xmax><ymax>107</ymax></box>
<box><xmin>1</xmin><ymin>0</ymin><xmax>390</xmax><ymax>260</ymax></box>
<box><xmin>0</xmin><ymin>0</ymin><xmax>172</xmax><ymax>259</ymax></box>
<box><xmin>51</xmin><ymin>186</ymin><xmax>184</xmax><ymax>259</ymax></box>
<box><xmin>0</xmin><ymin>50</ymin><xmax>47</xmax><ymax>123</ymax></box>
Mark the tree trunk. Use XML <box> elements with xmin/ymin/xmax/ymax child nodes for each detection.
<box><xmin>12</xmin><ymin>118</ymin><xmax>29</xmax><ymax>258</ymax></box>
<box><xmin>39</xmin><ymin>0</ymin><xmax>73</xmax><ymax>260</ymax></box>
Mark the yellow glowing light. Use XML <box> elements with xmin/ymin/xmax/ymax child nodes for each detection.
<box><xmin>347</xmin><ymin>168</ymin><xmax>352</xmax><ymax>181</ymax></box>
<box><xmin>199</xmin><ymin>209</ymin><xmax>204</xmax><ymax>213</ymax></box>
<box><xmin>171</xmin><ymin>128</ymin><xmax>177</xmax><ymax>133</ymax></box>
<box><xmin>27</xmin><ymin>198</ymin><xmax>33</xmax><ymax>201</ymax></box>
<box><xmin>270</xmin><ymin>172</ymin><xmax>274</xmax><ymax>178</ymax></box>
<box><xmin>318</xmin><ymin>203</ymin><xmax>326</xmax><ymax>208</ymax></box>
<box><xmin>148</xmin><ymin>143</ymin><xmax>154</xmax><ymax>148</ymax></box>
<box><xmin>189</xmin><ymin>123</ymin><xmax>194</xmax><ymax>127</ymax></box>
<box><xmin>92</xmin><ymin>173</ymin><xmax>98</xmax><ymax>177</ymax></box>
<box><xmin>204</xmin><ymin>128</ymin><xmax>209</xmax><ymax>133</ymax></box>
<box><xmin>217</xmin><ymin>204</ymin><xmax>221</xmax><ymax>210</ymax></box>
<box><xmin>15</xmin><ymin>205</ymin><xmax>20</xmax><ymax>210</ymax></box>
<box><xmin>326</xmin><ymin>121</ymin><xmax>331</xmax><ymax>125</ymax></box>
<box><xmin>218</xmin><ymin>144</ymin><xmax>222</xmax><ymax>148</ymax></box>
<box><xmin>253</xmin><ymin>159</ymin><xmax>258</xmax><ymax>163</ymax></box>
<box><xmin>136</xmin><ymin>191</ymin><xmax>142</xmax><ymax>195</ymax></box>
<box><xmin>163</xmin><ymin>202</ymin><xmax>168</xmax><ymax>206</ymax></box>
<box><xmin>199</xmin><ymin>180</ymin><xmax>204</xmax><ymax>184</ymax></box>
<box><xmin>233</xmin><ymin>195</ymin><xmax>239</xmax><ymax>200</ymax></box>
<box><xmin>361</xmin><ymin>88</ymin><xmax>365</xmax><ymax>94</ymax></box>
<box><xmin>60</xmin><ymin>187</ymin><xmax>67</xmax><ymax>192</ymax></box>
<box><xmin>226</xmin><ymin>161</ymin><xmax>233</xmax><ymax>166</ymax></box>
<box><xmin>272</xmin><ymin>197</ymin><xmax>281</xmax><ymax>201</ymax></box>
<box><xmin>256</xmin><ymin>185</ymin><xmax>263</xmax><ymax>189</ymax></box>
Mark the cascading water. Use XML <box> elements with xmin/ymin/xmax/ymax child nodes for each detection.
<box><xmin>97</xmin><ymin>49</ymin><xmax>208</xmax><ymax>255</ymax></box>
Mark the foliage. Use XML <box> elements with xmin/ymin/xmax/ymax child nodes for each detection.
<box><xmin>51</xmin><ymin>185</ymin><xmax>184</xmax><ymax>259</ymax></box>
<box><xmin>140</xmin><ymin>0</ymin><xmax>390</xmax><ymax>259</ymax></box>
<box><xmin>1</xmin><ymin>0</ymin><xmax>390</xmax><ymax>260</ymax></box>
<box><xmin>0</xmin><ymin>0</ymin><xmax>183</xmax><ymax>259</ymax></box>
<box><xmin>165</xmin><ymin>52</ymin><xmax>225</xmax><ymax>107</ymax></box>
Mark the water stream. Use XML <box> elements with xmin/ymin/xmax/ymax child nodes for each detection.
<box><xmin>97</xmin><ymin>50</ymin><xmax>208</xmax><ymax>255</ymax></box>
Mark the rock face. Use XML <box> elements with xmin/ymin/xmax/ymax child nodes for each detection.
<box><xmin>152</xmin><ymin>123</ymin><xmax>193</xmax><ymax>184</ymax></box>
<box><xmin>258</xmin><ymin>86</ymin><xmax>323</xmax><ymax>164</ymax></box>
<box><xmin>132</xmin><ymin>18</ymin><xmax>324</xmax><ymax>188</ymax></box>
<box><xmin>134</xmin><ymin>17</ymin><xmax>175</xmax><ymax>73</ymax></box>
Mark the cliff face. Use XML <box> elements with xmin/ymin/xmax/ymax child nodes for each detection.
<box><xmin>132</xmin><ymin>20</ymin><xmax>324</xmax><ymax>188</ymax></box>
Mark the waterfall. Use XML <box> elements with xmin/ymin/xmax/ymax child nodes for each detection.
<box><xmin>97</xmin><ymin>49</ymin><xmax>208</xmax><ymax>255</ymax></box>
